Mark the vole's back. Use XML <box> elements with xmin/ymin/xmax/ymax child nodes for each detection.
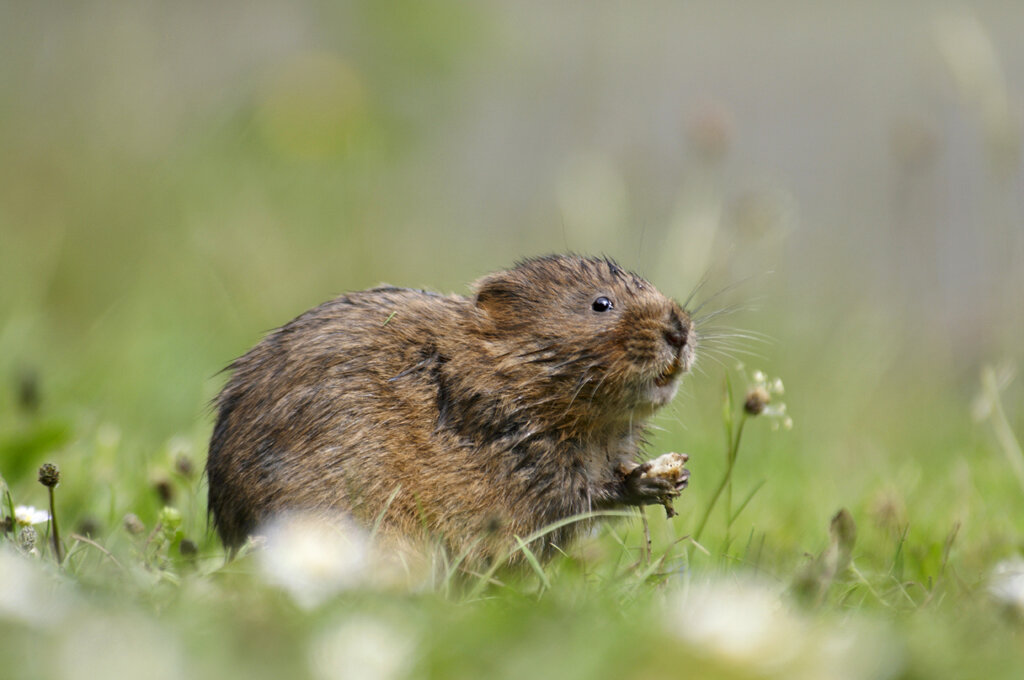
<box><xmin>207</xmin><ymin>287</ymin><xmax>468</xmax><ymax>549</ymax></box>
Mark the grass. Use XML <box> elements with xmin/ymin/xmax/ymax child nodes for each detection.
<box><xmin>1</xmin><ymin>359</ymin><xmax>1022</xmax><ymax>680</ymax></box>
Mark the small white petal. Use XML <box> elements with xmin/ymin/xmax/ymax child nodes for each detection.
<box><xmin>668</xmin><ymin>578</ymin><xmax>802</xmax><ymax>664</ymax></box>
<box><xmin>0</xmin><ymin>547</ymin><xmax>69</xmax><ymax>626</ymax></box>
<box><xmin>990</xmin><ymin>558</ymin><xmax>1024</xmax><ymax>612</ymax></box>
<box><xmin>667</xmin><ymin>577</ymin><xmax>903</xmax><ymax>678</ymax></box>
<box><xmin>258</xmin><ymin>513</ymin><xmax>370</xmax><ymax>609</ymax></box>
<box><xmin>309</xmin><ymin>616</ymin><xmax>415</xmax><ymax>680</ymax></box>
<box><xmin>14</xmin><ymin>506</ymin><xmax>50</xmax><ymax>526</ymax></box>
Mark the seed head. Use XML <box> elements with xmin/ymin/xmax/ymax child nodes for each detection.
<box><xmin>687</xmin><ymin>101</ymin><xmax>734</xmax><ymax>163</ymax></box>
<box><xmin>174</xmin><ymin>454</ymin><xmax>195</xmax><ymax>479</ymax></box>
<box><xmin>18</xmin><ymin>526</ymin><xmax>38</xmax><ymax>553</ymax></box>
<box><xmin>123</xmin><ymin>513</ymin><xmax>145</xmax><ymax>535</ymax></box>
<box><xmin>744</xmin><ymin>386</ymin><xmax>771</xmax><ymax>415</ymax></box>
<box><xmin>154</xmin><ymin>478</ymin><xmax>175</xmax><ymax>504</ymax></box>
<box><xmin>742</xmin><ymin>369</ymin><xmax>792</xmax><ymax>429</ymax></box>
<box><xmin>16</xmin><ymin>368</ymin><xmax>41</xmax><ymax>414</ymax></box>
<box><xmin>38</xmin><ymin>463</ymin><xmax>60</xmax><ymax>488</ymax></box>
<box><xmin>77</xmin><ymin>516</ymin><xmax>101</xmax><ymax>538</ymax></box>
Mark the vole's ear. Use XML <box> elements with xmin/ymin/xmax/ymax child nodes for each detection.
<box><xmin>473</xmin><ymin>273</ymin><xmax>522</xmax><ymax>319</ymax></box>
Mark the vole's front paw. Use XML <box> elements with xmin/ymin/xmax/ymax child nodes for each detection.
<box><xmin>618</xmin><ymin>453</ymin><xmax>691</xmax><ymax>518</ymax></box>
<box><xmin>620</xmin><ymin>462</ymin><xmax>680</xmax><ymax>505</ymax></box>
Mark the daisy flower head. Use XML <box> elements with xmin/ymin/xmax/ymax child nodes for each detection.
<box><xmin>990</xmin><ymin>557</ymin><xmax>1024</xmax><ymax>617</ymax></box>
<box><xmin>14</xmin><ymin>505</ymin><xmax>50</xmax><ymax>527</ymax></box>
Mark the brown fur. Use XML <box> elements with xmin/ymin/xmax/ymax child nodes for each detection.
<box><xmin>206</xmin><ymin>255</ymin><xmax>696</xmax><ymax>560</ymax></box>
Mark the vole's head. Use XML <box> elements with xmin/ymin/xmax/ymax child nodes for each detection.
<box><xmin>472</xmin><ymin>255</ymin><xmax>696</xmax><ymax>419</ymax></box>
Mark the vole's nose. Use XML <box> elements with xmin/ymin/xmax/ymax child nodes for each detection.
<box><xmin>664</xmin><ymin>327</ymin><xmax>687</xmax><ymax>350</ymax></box>
<box><xmin>664</xmin><ymin>312</ymin><xmax>688</xmax><ymax>350</ymax></box>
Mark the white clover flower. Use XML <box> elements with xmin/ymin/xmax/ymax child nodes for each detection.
<box><xmin>308</xmin><ymin>616</ymin><xmax>416</xmax><ymax>680</ymax></box>
<box><xmin>14</xmin><ymin>505</ymin><xmax>50</xmax><ymax>526</ymax></box>
<box><xmin>257</xmin><ymin>512</ymin><xmax>371</xmax><ymax>609</ymax></box>
<box><xmin>990</xmin><ymin>557</ymin><xmax>1024</xmax><ymax>614</ymax></box>
<box><xmin>743</xmin><ymin>369</ymin><xmax>793</xmax><ymax>429</ymax></box>
<box><xmin>0</xmin><ymin>547</ymin><xmax>70</xmax><ymax>626</ymax></box>
<box><xmin>667</xmin><ymin>577</ymin><xmax>804</xmax><ymax>668</ymax></box>
<box><xmin>167</xmin><ymin>435</ymin><xmax>192</xmax><ymax>457</ymax></box>
<box><xmin>666</xmin><ymin>577</ymin><xmax>903</xmax><ymax>680</ymax></box>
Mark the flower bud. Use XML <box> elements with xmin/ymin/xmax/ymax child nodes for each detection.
<box><xmin>38</xmin><ymin>463</ymin><xmax>60</xmax><ymax>488</ymax></box>
<box><xmin>174</xmin><ymin>454</ymin><xmax>195</xmax><ymax>479</ymax></box>
<box><xmin>179</xmin><ymin>539</ymin><xmax>198</xmax><ymax>557</ymax></box>
<box><xmin>123</xmin><ymin>513</ymin><xmax>146</xmax><ymax>535</ymax></box>
<box><xmin>744</xmin><ymin>386</ymin><xmax>770</xmax><ymax>415</ymax></box>
<box><xmin>18</xmin><ymin>526</ymin><xmax>37</xmax><ymax>552</ymax></box>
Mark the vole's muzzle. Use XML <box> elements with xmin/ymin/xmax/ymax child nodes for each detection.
<box><xmin>663</xmin><ymin>310</ymin><xmax>689</xmax><ymax>351</ymax></box>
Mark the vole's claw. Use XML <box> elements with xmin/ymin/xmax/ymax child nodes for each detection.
<box><xmin>625</xmin><ymin>461</ymin><xmax>652</xmax><ymax>481</ymax></box>
<box><xmin>674</xmin><ymin>468</ymin><xmax>691</xmax><ymax>491</ymax></box>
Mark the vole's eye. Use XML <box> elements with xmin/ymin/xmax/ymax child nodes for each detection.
<box><xmin>591</xmin><ymin>296</ymin><xmax>614</xmax><ymax>313</ymax></box>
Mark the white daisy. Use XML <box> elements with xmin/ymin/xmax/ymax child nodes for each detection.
<box><xmin>14</xmin><ymin>505</ymin><xmax>50</xmax><ymax>526</ymax></box>
<box><xmin>257</xmin><ymin>512</ymin><xmax>371</xmax><ymax>609</ymax></box>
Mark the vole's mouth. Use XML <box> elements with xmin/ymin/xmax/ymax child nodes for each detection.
<box><xmin>653</xmin><ymin>358</ymin><xmax>681</xmax><ymax>388</ymax></box>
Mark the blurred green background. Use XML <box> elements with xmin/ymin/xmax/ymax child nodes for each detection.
<box><xmin>2</xmin><ymin>0</ymin><xmax>1021</xmax><ymax>529</ymax></box>
<box><xmin>1</xmin><ymin>1</ymin><xmax>1023</xmax><ymax>677</ymax></box>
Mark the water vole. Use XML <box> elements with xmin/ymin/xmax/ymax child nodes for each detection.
<box><xmin>206</xmin><ymin>255</ymin><xmax>695</xmax><ymax>560</ymax></box>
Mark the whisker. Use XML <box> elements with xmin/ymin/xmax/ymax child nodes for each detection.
<box><xmin>698</xmin><ymin>326</ymin><xmax>773</xmax><ymax>340</ymax></box>
<box><xmin>690</xmin><ymin>272</ymin><xmax>770</xmax><ymax>316</ymax></box>
<box><xmin>699</xmin><ymin>339</ymin><xmax>770</xmax><ymax>355</ymax></box>
<box><xmin>682</xmin><ymin>272</ymin><xmax>712</xmax><ymax>310</ymax></box>
<box><xmin>563</xmin><ymin>365</ymin><xmax>598</xmax><ymax>415</ymax></box>
<box><xmin>695</xmin><ymin>351</ymin><xmax>732</xmax><ymax>371</ymax></box>
<box><xmin>568</xmin><ymin>354</ymin><xmax>626</xmax><ymax>434</ymax></box>
<box><xmin>698</xmin><ymin>335</ymin><xmax>772</xmax><ymax>349</ymax></box>
<box><xmin>587</xmin><ymin>356</ymin><xmax>622</xmax><ymax>408</ymax></box>
<box><xmin>702</xmin><ymin>345</ymin><xmax>767</xmax><ymax>362</ymax></box>
<box><xmin>693</xmin><ymin>303</ymin><xmax>761</xmax><ymax>326</ymax></box>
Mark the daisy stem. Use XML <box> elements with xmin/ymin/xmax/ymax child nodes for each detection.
<box><xmin>48</xmin><ymin>485</ymin><xmax>63</xmax><ymax>564</ymax></box>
